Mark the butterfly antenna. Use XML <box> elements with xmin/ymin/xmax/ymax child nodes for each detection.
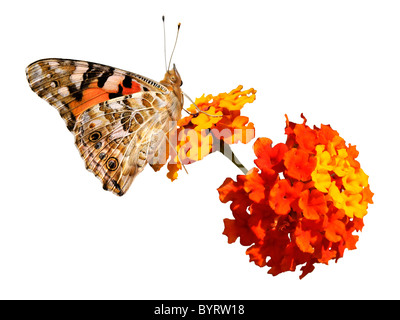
<box><xmin>182</xmin><ymin>92</ymin><xmax>223</xmax><ymax>118</ymax></box>
<box><xmin>162</xmin><ymin>16</ymin><xmax>168</xmax><ymax>72</ymax></box>
<box><xmin>167</xmin><ymin>22</ymin><xmax>181</xmax><ymax>71</ymax></box>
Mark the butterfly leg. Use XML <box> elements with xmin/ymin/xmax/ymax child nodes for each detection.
<box><xmin>182</xmin><ymin>91</ymin><xmax>223</xmax><ymax>118</ymax></box>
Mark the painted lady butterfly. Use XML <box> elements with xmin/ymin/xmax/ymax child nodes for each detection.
<box><xmin>26</xmin><ymin>22</ymin><xmax>184</xmax><ymax>196</ymax></box>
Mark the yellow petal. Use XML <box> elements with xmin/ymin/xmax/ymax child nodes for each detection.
<box><xmin>312</xmin><ymin>170</ymin><xmax>332</xmax><ymax>193</ymax></box>
<box><xmin>342</xmin><ymin>168</ymin><xmax>369</xmax><ymax>194</ymax></box>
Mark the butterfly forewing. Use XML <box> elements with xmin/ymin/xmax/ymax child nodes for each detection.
<box><xmin>26</xmin><ymin>58</ymin><xmax>168</xmax><ymax>131</ymax></box>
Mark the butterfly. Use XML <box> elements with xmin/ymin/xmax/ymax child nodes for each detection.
<box><xmin>26</xmin><ymin>20</ymin><xmax>186</xmax><ymax>196</ymax></box>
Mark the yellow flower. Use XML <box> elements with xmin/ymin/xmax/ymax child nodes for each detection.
<box><xmin>164</xmin><ymin>86</ymin><xmax>256</xmax><ymax>181</ymax></box>
<box><xmin>343</xmin><ymin>192</ymin><xmax>368</xmax><ymax>218</ymax></box>
<box><xmin>312</xmin><ymin>145</ymin><xmax>335</xmax><ymax>192</ymax></box>
<box><xmin>333</xmin><ymin>148</ymin><xmax>351</xmax><ymax>177</ymax></box>
<box><xmin>328</xmin><ymin>183</ymin><xmax>368</xmax><ymax>218</ymax></box>
<box><xmin>311</xmin><ymin>169</ymin><xmax>332</xmax><ymax>193</ymax></box>
<box><xmin>315</xmin><ymin>145</ymin><xmax>335</xmax><ymax>171</ymax></box>
<box><xmin>342</xmin><ymin>167</ymin><xmax>369</xmax><ymax>194</ymax></box>
<box><xmin>328</xmin><ymin>182</ymin><xmax>346</xmax><ymax>208</ymax></box>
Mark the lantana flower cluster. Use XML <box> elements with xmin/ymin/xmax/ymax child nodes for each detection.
<box><xmin>159</xmin><ymin>86</ymin><xmax>256</xmax><ymax>181</ymax></box>
<box><xmin>217</xmin><ymin>115</ymin><xmax>373</xmax><ymax>278</ymax></box>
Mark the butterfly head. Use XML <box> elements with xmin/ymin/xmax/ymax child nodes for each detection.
<box><xmin>161</xmin><ymin>64</ymin><xmax>183</xmax><ymax>104</ymax></box>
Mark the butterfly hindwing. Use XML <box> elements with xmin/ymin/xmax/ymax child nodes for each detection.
<box><xmin>74</xmin><ymin>91</ymin><xmax>171</xmax><ymax>196</ymax></box>
<box><xmin>26</xmin><ymin>58</ymin><xmax>168</xmax><ymax>131</ymax></box>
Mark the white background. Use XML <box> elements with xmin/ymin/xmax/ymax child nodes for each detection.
<box><xmin>0</xmin><ymin>0</ymin><xmax>399</xmax><ymax>299</ymax></box>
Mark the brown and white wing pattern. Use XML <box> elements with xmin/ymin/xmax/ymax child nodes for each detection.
<box><xmin>26</xmin><ymin>58</ymin><xmax>184</xmax><ymax>195</ymax></box>
<box><xmin>26</xmin><ymin>58</ymin><xmax>168</xmax><ymax>131</ymax></box>
<box><xmin>74</xmin><ymin>91</ymin><xmax>171</xmax><ymax>196</ymax></box>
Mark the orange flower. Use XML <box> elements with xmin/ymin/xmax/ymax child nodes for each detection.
<box><xmin>217</xmin><ymin>115</ymin><xmax>373</xmax><ymax>278</ymax></box>
<box><xmin>163</xmin><ymin>86</ymin><xmax>256</xmax><ymax>181</ymax></box>
<box><xmin>269</xmin><ymin>180</ymin><xmax>303</xmax><ymax>215</ymax></box>
<box><xmin>243</xmin><ymin>168</ymin><xmax>267</xmax><ymax>203</ymax></box>
<box><xmin>299</xmin><ymin>189</ymin><xmax>328</xmax><ymax>220</ymax></box>
<box><xmin>253</xmin><ymin>138</ymin><xmax>287</xmax><ymax>176</ymax></box>
<box><xmin>284</xmin><ymin>148</ymin><xmax>317</xmax><ymax>181</ymax></box>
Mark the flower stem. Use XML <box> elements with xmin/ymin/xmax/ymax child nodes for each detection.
<box><xmin>215</xmin><ymin>138</ymin><xmax>249</xmax><ymax>174</ymax></box>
